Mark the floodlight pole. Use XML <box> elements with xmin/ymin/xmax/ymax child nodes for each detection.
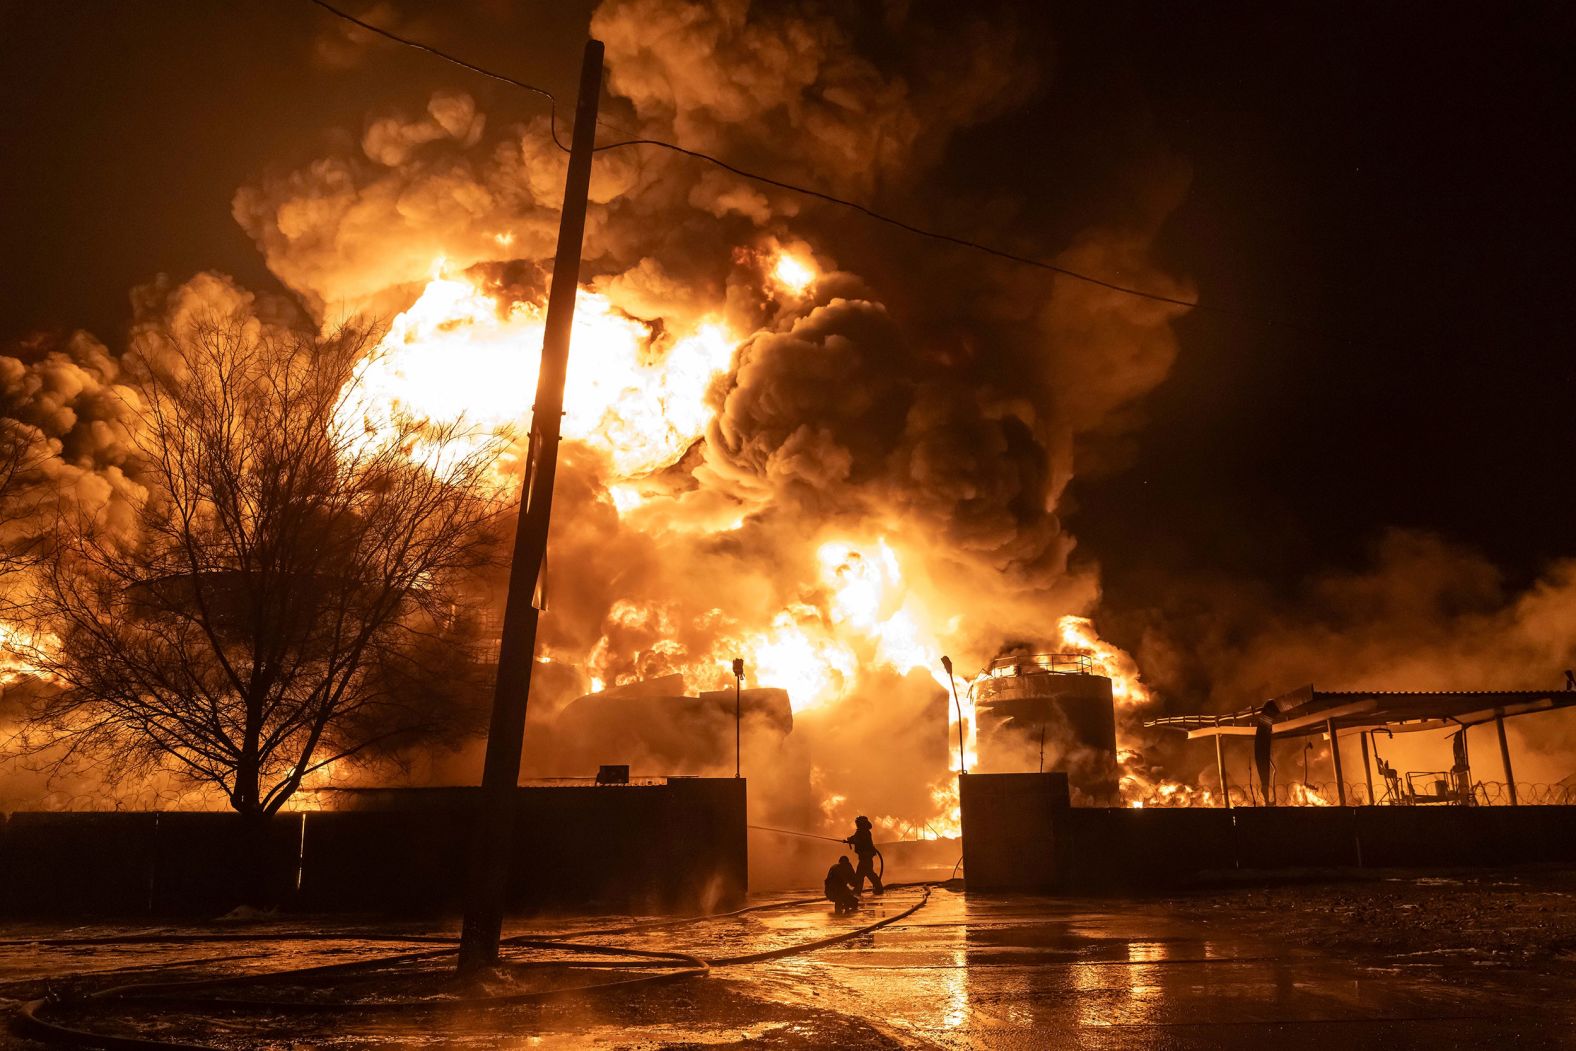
<box><xmin>732</xmin><ymin>658</ymin><xmax>744</xmax><ymax>778</ymax></box>
<box><xmin>941</xmin><ymin>656</ymin><xmax>966</xmax><ymax>774</ymax></box>
<box><xmin>458</xmin><ymin>38</ymin><xmax>604</xmax><ymax>975</ymax></box>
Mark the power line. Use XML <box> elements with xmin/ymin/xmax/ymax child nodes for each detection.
<box><xmin>306</xmin><ymin>0</ymin><xmax>568</xmax><ymax>150</ymax></box>
<box><xmin>592</xmin><ymin>135</ymin><xmax>1200</xmax><ymax>310</ymax></box>
<box><xmin>304</xmin><ymin>1</ymin><xmax>1325</xmax><ymax>324</ymax></box>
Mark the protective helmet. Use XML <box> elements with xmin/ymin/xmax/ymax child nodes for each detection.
<box><xmin>855</xmin><ymin>815</ymin><xmax>872</xmax><ymax>828</ymax></box>
<box><xmin>838</xmin><ymin>855</ymin><xmax>851</xmax><ymax>865</ymax></box>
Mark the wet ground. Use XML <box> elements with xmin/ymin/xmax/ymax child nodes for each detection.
<box><xmin>3</xmin><ymin>869</ymin><xmax>1575</xmax><ymax>1049</ymax></box>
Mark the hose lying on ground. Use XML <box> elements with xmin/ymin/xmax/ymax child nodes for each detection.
<box><xmin>16</xmin><ymin>882</ymin><xmax>951</xmax><ymax>1050</ymax></box>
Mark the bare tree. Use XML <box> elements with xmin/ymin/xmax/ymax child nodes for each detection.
<box><xmin>18</xmin><ymin>311</ymin><xmax>503</xmax><ymax>818</ymax></box>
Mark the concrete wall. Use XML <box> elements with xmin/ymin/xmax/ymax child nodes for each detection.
<box><xmin>0</xmin><ymin>778</ymin><xmax>746</xmax><ymax>917</ymax></box>
<box><xmin>959</xmin><ymin>772</ymin><xmax>1068</xmax><ymax>890</ymax></box>
<box><xmin>959</xmin><ymin>772</ymin><xmax>1576</xmax><ymax>891</ymax></box>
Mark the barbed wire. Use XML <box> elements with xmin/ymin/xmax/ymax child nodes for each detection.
<box><xmin>1121</xmin><ymin>779</ymin><xmax>1575</xmax><ymax>809</ymax></box>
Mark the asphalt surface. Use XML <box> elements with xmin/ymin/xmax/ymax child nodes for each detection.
<box><xmin>747</xmin><ymin>890</ymin><xmax>1576</xmax><ymax>1049</ymax></box>
<box><xmin>3</xmin><ymin>877</ymin><xmax>1574</xmax><ymax>1048</ymax></box>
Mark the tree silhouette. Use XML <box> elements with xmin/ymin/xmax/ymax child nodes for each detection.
<box><xmin>17</xmin><ymin>310</ymin><xmax>502</xmax><ymax>817</ymax></box>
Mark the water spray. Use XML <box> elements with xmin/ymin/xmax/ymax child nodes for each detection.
<box><xmin>749</xmin><ymin>824</ymin><xmax>886</xmax><ymax>880</ymax></box>
<box><xmin>748</xmin><ymin>824</ymin><xmax>846</xmax><ymax>844</ymax></box>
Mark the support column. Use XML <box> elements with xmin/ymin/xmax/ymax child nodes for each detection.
<box><xmin>1214</xmin><ymin>732</ymin><xmax>1231</xmax><ymax>808</ymax></box>
<box><xmin>1359</xmin><ymin>731</ymin><xmax>1375</xmax><ymax>806</ymax></box>
<box><xmin>1328</xmin><ymin>719</ymin><xmax>1348</xmax><ymax>806</ymax></box>
<box><xmin>1495</xmin><ymin>713</ymin><xmax>1519</xmax><ymax>805</ymax></box>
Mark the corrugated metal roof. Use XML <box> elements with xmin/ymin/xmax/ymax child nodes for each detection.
<box><xmin>1308</xmin><ymin>689</ymin><xmax>1564</xmax><ymax>698</ymax></box>
<box><xmin>1146</xmin><ymin>686</ymin><xmax>1576</xmax><ymax>737</ymax></box>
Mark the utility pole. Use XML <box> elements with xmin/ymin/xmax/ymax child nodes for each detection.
<box><xmin>457</xmin><ymin>38</ymin><xmax>604</xmax><ymax>974</ymax></box>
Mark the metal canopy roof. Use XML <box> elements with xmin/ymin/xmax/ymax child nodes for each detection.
<box><xmin>1144</xmin><ymin>685</ymin><xmax>1576</xmax><ymax>740</ymax></box>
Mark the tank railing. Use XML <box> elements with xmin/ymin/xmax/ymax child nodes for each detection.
<box><xmin>987</xmin><ymin>652</ymin><xmax>1095</xmax><ymax>677</ymax></box>
<box><xmin>1111</xmin><ymin>780</ymin><xmax>1576</xmax><ymax>808</ymax></box>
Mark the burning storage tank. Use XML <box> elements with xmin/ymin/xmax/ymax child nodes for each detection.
<box><xmin>973</xmin><ymin>653</ymin><xmax>1120</xmax><ymax>803</ymax></box>
<box><xmin>549</xmin><ymin>674</ymin><xmax>794</xmax><ymax>772</ymax></box>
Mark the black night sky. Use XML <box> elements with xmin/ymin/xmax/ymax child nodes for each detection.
<box><xmin>3</xmin><ymin>1</ymin><xmax>1573</xmax><ymax>661</ymax></box>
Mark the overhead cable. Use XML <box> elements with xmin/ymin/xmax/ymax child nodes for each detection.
<box><xmin>304</xmin><ymin>0</ymin><xmax>1335</xmax><ymax>326</ymax></box>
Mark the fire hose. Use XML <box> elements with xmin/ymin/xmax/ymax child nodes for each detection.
<box><xmin>13</xmin><ymin>883</ymin><xmax>949</xmax><ymax>1049</ymax></box>
<box><xmin>748</xmin><ymin>823</ymin><xmax>884</xmax><ymax>881</ymax></box>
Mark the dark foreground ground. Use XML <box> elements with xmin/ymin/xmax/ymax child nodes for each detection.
<box><xmin>3</xmin><ymin>867</ymin><xmax>1575</xmax><ymax>1049</ymax></box>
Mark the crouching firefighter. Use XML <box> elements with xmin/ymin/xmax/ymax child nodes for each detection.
<box><xmin>845</xmin><ymin>815</ymin><xmax>884</xmax><ymax>895</ymax></box>
<box><xmin>825</xmin><ymin>856</ymin><xmax>860</xmax><ymax>915</ymax></box>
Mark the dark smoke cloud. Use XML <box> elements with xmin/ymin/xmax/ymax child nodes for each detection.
<box><xmin>1120</xmin><ymin>529</ymin><xmax>1576</xmax><ymax>785</ymax></box>
<box><xmin>224</xmin><ymin>0</ymin><xmax>1193</xmax><ymax>831</ymax></box>
<box><xmin>591</xmin><ymin>0</ymin><xmax>1036</xmax><ymax>195</ymax></box>
<box><xmin>8</xmin><ymin>1</ymin><xmax>1196</xmax><ymax>829</ymax></box>
<box><xmin>0</xmin><ymin>330</ymin><xmax>145</xmax><ymax>557</ymax></box>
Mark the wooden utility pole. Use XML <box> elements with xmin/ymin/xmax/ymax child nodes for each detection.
<box><xmin>732</xmin><ymin>658</ymin><xmax>744</xmax><ymax>778</ymax></box>
<box><xmin>458</xmin><ymin>39</ymin><xmax>604</xmax><ymax>974</ymax></box>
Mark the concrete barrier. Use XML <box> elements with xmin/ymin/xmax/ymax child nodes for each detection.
<box><xmin>958</xmin><ymin>773</ymin><xmax>1069</xmax><ymax>890</ymax></box>
<box><xmin>150</xmin><ymin>812</ymin><xmax>301</xmax><ymax>914</ymax></box>
<box><xmin>297</xmin><ymin>778</ymin><xmax>748</xmax><ymax>915</ymax></box>
<box><xmin>297</xmin><ymin>809</ymin><xmax>466</xmax><ymax>913</ymax></box>
<box><xmin>1354</xmin><ymin>806</ymin><xmax>1497</xmax><ymax>868</ymax></box>
<box><xmin>0</xmin><ymin>812</ymin><xmax>160</xmax><ymax>915</ymax></box>
<box><xmin>0</xmin><ymin>778</ymin><xmax>748</xmax><ymax>917</ymax></box>
<box><xmin>1062</xmin><ymin>807</ymin><xmax>1237</xmax><ymax>889</ymax></box>
<box><xmin>1233</xmin><ymin>807</ymin><xmax>1362</xmax><ymax>869</ymax></box>
<box><xmin>958</xmin><ymin>773</ymin><xmax>1576</xmax><ymax>891</ymax></box>
<box><xmin>1492</xmin><ymin>806</ymin><xmax>1576</xmax><ymax>864</ymax></box>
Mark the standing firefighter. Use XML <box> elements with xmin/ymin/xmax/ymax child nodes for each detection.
<box><xmin>845</xmin><ymin>816</ymin><xmax>884</xmax><ymax>895</ymax></box>
<box><xmin>824</xmin><ymin>856</ymin><xmax>860</xmax><ymax>915</ymax></box>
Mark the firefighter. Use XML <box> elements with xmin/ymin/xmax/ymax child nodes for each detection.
<box><xmin>824</xmin><ymin>856</ymin><xmax>859</xmax><ymax>915</ymax></box>
<box><xmin>844</xmin><ymin>815</ymin><xmax>884</xmax><ymax>895</ymax></box>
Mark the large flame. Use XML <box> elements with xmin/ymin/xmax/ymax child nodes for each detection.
<box><xmin>0</xmin><ymin>622</ymin><xmax>55</xmax><ymax>686</ymax></box>
<box><xmin>316</xmin><ymin>256</ymin><xmax>1156</xmax><ymax>829</ymax></box>
<box><xmin>334</xmin><ymin>266</ymin><xmax>737</xmax><ymax>484</ymax></box>
<box><xmin>1056</xmin><ymin>614</ymin><xmax>1151</xmax><ymax>707</ymax></box>
<box><xmin>771</xmin><ymin>252</ymin><xmax>816</xmax><ymax>296</ymax></box>
<box><xmin>1</xmin><ymin>248</ymin><xmax>1165</xmax><ymax>832</ymax></box>
<box><xmin>581</xmin><ymin>534</ymin><xmax>953</xmax><ymax>716</ymax></box>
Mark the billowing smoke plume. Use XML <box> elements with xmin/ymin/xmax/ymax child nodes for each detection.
<box><xmin>1122</xmin><ymin>529</ymin><xmax>1576</xmax><ymax>790</ymax></box>
<box><xmin>4</xmin><ymin>1</ymin><xmax>1192</xmax><ymax>834</ymax></box>
<box><xmin>0</xmin><ymin>273</ymin><xmax>326</xmax><ymax>810</ymax></box>
<box><xmin>0</xmin><ymin>330</ymin><xmax>144</xmax><ymax>561</ymax></box>
<box><xmin>221</xmin><ymin>0</ymin><xmax>1192</xmax><ymax>836</ymax></box>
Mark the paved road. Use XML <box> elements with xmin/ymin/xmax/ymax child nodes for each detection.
<box><xmin>4</xmin><ymin>886</ymin><xmax>1573</xmax><ymax>1048</ymax></box>
<box><xmin>737</xmin><ymin>890</ymin><xmax>1575</xmax><ymax>1049</ymax></box>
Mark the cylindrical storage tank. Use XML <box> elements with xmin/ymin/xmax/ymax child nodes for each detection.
<box><xmin>974</xmin><ymin>655</ymin><xmax>1119</xmax><ymax>804</ymax></box>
